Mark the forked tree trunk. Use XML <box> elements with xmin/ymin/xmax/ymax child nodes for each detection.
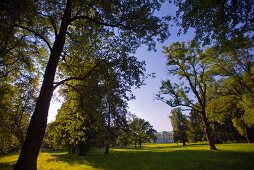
<box><xmin>14</xmin><ymin>1</ymin><xmax>71</xmax><ymax>169</ymax></box>
<box><xmin>201</xmin><ymin>113</ymin><xmax>217</xmax><ymax>150</ymax></box>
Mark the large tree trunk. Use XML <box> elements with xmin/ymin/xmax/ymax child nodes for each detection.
<box><xmin>14</xmin><ymin>1</ymin><xmax>71</xmax><ymax>169</ymax></box>
<box><xmin>201</xmin><ymin>113</ymin><xmax>217</xmax><ymax>150</ymax></box>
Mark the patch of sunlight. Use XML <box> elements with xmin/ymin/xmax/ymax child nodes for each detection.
<box><xmin>37</xmin><ymin>152</ymin><xmax>97</xmax><ymax>170</ymax></box>
<box><xmin>0</xmin><ymin>154</ymin><xmax>18</xmax><ymax>165</ymax></box>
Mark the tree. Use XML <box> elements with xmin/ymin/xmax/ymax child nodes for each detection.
<box><xmin>186</xmin><ymin>110</ymin><xmax>205</xmax><ymax>143</ymax></box>
<box><xmin>129</xmin><ymin>115</ymin><xmax>156</xmax><ymax>148</ymax></box>
<box><xmin>1</xmin><ymin>0</ymin><xmax>168</xmax><ymax>168</ymax></box>
<box><xmin>0</xmin><ymin>76</ymin><xmax>38</xmax><ymax>153</ymax></box>
<box><xmin>116</xmin><ymin>127</ymin><xmax>131</xmax><ymax>149</ymax></box>
<box><xmin>45</xmin><ymin>47</ymin><xmax>147</xmax><ymax>155</ymax></box>
<box><xmin>174</xmin><ymin>0</ymin><xmax>254</xmax><ymax>48</ymax></box>
<box><xmin>206</xmin><ymin>47</ymin><xmax>254</xmax><ymax>142</ymax></box>
<box><xmin>172</xmin><ymin>0</ymin><xmax>254</xmax><ymax>143</ymax></box>
<box><xmin>207</xmin><ymin>87</ymin><xmax>254</xmax><ymax>143</ymax></box>
<box><xmin>169</xmin><ymin>108</ymin><xmax>188</xmax><ymax>146</ymax></box>
<box><xmin>157</xmin><ymin>41</ymin><xmax>217</xmax><ymax>150</ymax></box>
<box><xmin>207</xmin><ymin>46</ymin><xmax>254</xmax><ymax>127</ymax></box>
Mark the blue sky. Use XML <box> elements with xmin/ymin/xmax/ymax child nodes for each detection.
<box><xmin>127</xmin><ymin>3</ymin><xmax>194</xmax><ymax>132</ymax></box>
<box><xmin>48</xmin><ymin>2</ymin><xmax>194</xmax><ymax>132</ymax></box>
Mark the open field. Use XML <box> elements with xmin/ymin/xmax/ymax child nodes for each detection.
<box><xmin>1</xmin><ymin>143</ymin><xmax>254</xmax><ymax>170</ymax></box>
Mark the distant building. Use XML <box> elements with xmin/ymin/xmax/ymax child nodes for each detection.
<box><xmin>152</xmin><ymin>131</ymin><xmax>174</xmax><ymax>143</ymax></box>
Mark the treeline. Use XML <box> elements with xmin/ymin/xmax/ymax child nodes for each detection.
<box><xmin>44</xmin><ymin>114</ymin><xmax>156</xmax><ymax>155</ymax></box>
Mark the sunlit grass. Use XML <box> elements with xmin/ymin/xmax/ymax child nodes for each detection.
<box><xmin>1</xmin><ymin>143</ymin><xmax>254</xmax><ymax>169</ymax></box>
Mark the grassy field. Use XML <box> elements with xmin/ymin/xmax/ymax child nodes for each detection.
<box><xmin>1</xmin><ymin>143</ymin><xmax>254</xmax><ymax>170</ymax></box>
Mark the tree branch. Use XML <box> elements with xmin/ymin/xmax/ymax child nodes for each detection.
<box><xmin>70</xmin><ymin>15</ymin><xmax>134</xmax><ymax>30</ymax></box>
<box><xmin>48</xmin><ymin>15</ymin><xmax>58</xmax><ymax>36</ymax></box>
<box><xmin>53</xmin><ymin>59</ymin><xmax>106</xmax><ymax>89</ymax></box>
<box><xmin>38</xmin><ymin>11</ymin><xmax>58</xmax><ymax>37</ymax></box>
<box><xmin>2</xmin><ymin>35</ymin><xmax>27</xmax><ymax>57</ymax></box>
<box><xmin>156</xmin><ymin>94</ymin><xmax>201</xmax><ymax>113</ymax></box>
<box><xmin>0</xmin><ymin>22</ymin><xmax>52</xmax><ymax>51</ymax></box>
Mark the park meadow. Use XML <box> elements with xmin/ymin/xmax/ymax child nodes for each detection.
<box><xmin>1</xmin><ymin>143</ymin><xmax>254</xmax><ymax>170</ymax></box>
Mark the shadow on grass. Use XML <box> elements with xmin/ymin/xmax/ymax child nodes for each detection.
<box><xmin>47</xmin><ymin>148</ymin><xmax>254</xmax><ymax>170</ymax></box>
<box><xmin>0</xmin><ymin>162</ymin><xmax>15</xmax><ymax>170</ymax></box>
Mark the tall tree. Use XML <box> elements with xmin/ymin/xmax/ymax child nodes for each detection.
<box><xmin>1</xmin><ymin>0</ymin><xmax>168</xmax><ymax>169</ymax></box>
<box><xmin>169</xmin><ymin>108</ymin><xmax>188</xmax><ymax>146</ymax></box>
<box><xmin>157</xmin><ymin>41</ymin><xmax>217</xmax><ymax>150</ymax></box>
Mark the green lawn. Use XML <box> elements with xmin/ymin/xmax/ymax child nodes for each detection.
<box><xmin>1</xmin><ymin>143</ymin><xmax>254</xmax><ymax>170</ymax></box>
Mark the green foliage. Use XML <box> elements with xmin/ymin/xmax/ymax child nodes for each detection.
<box><xmin>186</xmin><ymin>110</ymin><xmax>205</xmax><ymax>143</ymax></box>
<box><xmin>129</xmin><ymin>115</ymin><xmax>156</xmax><ymax>147</ymax></box>
<box><xmin>0</xmin><ymin>77</ymin><xmax>37</xmax><ymax>153</ymax></box>
<box><xmin>174</xmin><ymin>0</ymin><xmax>254</xmax><ymax>47</ymax></box>
<box><xmin>206</xmin><ymin>45</ymin><xmax>254</xmax><ymax>141</ymax></box>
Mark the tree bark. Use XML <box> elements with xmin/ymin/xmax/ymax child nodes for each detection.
<box><xmin>104</xmin><ymin>96</ymin><xmax>111</xmax><ymax>155</ymax></box>
<box><xmin>14</xmin><ymin>1</ymin><xmax>71</xmax><ymax>169</ymax></box>
<box><xmin>245</xmin><ymin>128</ymin><xmax>251</xmax><ymax>143</ymax></box>
<box><xmin>201</xmin><ymin>113</ymin><xmax>217</xmax><ymax>150</ymax></box>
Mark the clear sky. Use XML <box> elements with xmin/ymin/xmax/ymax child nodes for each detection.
<box><xmin>48</xmin><ymin>2</ymin><xmax>194</xmax><ymax>132</ymax></box>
